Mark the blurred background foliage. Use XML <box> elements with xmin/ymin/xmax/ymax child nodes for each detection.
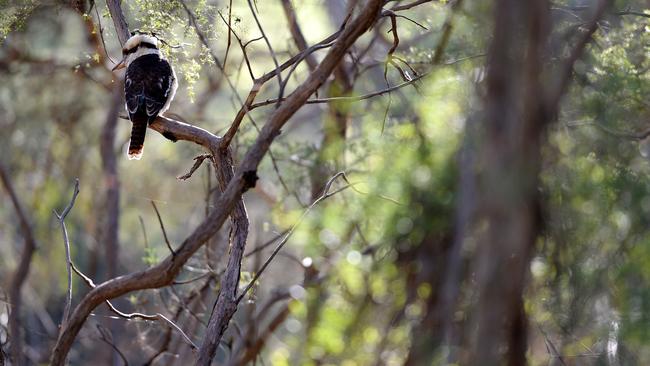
<box><xmin>0</xmin><ymin>0</ymin><xmax>649</xmax><ymax>365</ymax></box>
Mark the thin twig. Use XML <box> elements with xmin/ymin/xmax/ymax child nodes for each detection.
<box><xmin>53</xmin><ymin>179</ymin><xmax>80</xmax><ymax>328</ymax></box>
<box><xmin>90</xmin><ymin>0</ymin><xmax>116</xmax><ymax>64</ymax></box>
<box><xmin>51</xmin><ymin>1</ymin><xmax>383</xmax><ymax>362</ymax></box>
<box><xmin>217</xmin><ymin>11</ymin><xmax>257</xmax><ymax>81</ymax></box>
<box><xmin>615</xmin><ymin>10</ymin><xmax>650</xmax><ymax>18</ymax></box>
<box><xmin>236</xmin><ymin>172</ymin><xmax>350</xmax><ymax>304</ymax></box>
<box><xmin>246</xmin><ymin>0</ymin><xmax>283</xmax><ymax>100</ymax></box>
<box><xmin>151</xmin><ymin>201</ymin><xmax>175</xmax><ymax>256</ymax></box>
<box><xmin>138</xmin><ymin>215</ymin><xmax>149</xmax><ymax>248</ymax></box>
<box><xmin>244</xmin><ymin>229</ymin><xmax>290</xmax><ymax>258</ymax></box>
<box><xmin>96</xmin><ymin>324</ymin><xmax>129</xmax><ymax>366</ymax></box>
<box><xmin>70</xmin><ymin>261</ymin><xmax>197</xmax><ymax>351</ymax></box>
<box><xmin>250</xmin><ymin>72</ymin><xmax>426</xmax><ymax>108</ymax></box>
<box><xmin>223</xmin><ymin>0</ymin><xmax>234</xmax><ymax>67</ymax></box>
<box><xmin>178</xmin><ymin>154</ymin><xmax>214</xmax><ymax>180</ymax></box>
<box><xmin>157</xmin><ymin>313</ymin><xmax>198</xmax><ymax>350</ymax></box>
<box><xmin>566</xmin><ymin>120</ymin><xmax>650</xmax><ymax>141</ymax></box>
<box><xmin>281</xmin><ymin>0</ymin><xmax>318</xmax><ymax>72</ymax></box>
<box><xmin>391</xmin><ymin>0</ymin><xmax>434</xmax><ymax>12</ymax></box>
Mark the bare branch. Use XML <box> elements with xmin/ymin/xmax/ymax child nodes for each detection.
<box><xmin>223</xmin><ymin>0</ymin><xmax>234</xmax><ymax>67</ymax></box>
<box><xmin>219</xmin><ymin>82</ymin><xmax>262</xmax><ymax>150</ymax></box>
<box><xmin>391</xmin><ymin>0</ymin><xmax>434</xmax><ymax>12</ymax></box>
<box><xmin>71</xmin><ymin>261</ymin><xmax>198</xmax><ymax>352</ymax></box>
<box><xmin>53</xmin><ymin>179</ymin><xmax>80</xmax><ymax>329</ymax></box>
<box><xmin>178</xmin><ymin>154</ymin><xmax>214</xmax><ymax>181</ymax></box>
<box><xmin>217</xmin><ymin>11</ymin><xmax>257</xmax><ymax>81</ymax></box>
<box><xmin>195</xmin><ymin>1</ymin><xmax>384</xmax><ymax>363</ymax></box>
<box><xmin>237</xmin><ymin>172</ymin><xmax>351</xmax><ymax>304</ymax></box>
<box><xmin>105</xmin><ymin>0</ymin><xmax>130</xmax><ymax>45</ymax></box>
<box><xmin>615</xmin><ymin>9</ymin><xmax>650</xmax><ymax>18</ymax></box>
<box><xmin>244</xmin><ymin>229</ymin><xmax>290</xmax><ymax>258</ymax></box>
<box><xmin>281</xmin><ymin>0</ymin><xmax>318</xmax><ymax>72</ymax></box>
<box><xmin>250</xmin><ymin>72</ymin><xmax>426</xmax><ymax>108</ymax></box>
<box><xmin>138</xmin><ymin>215</ymin><xmax>149</xmax><ymax>249</ymax></box>
<box><xmin>50</xmin><ymin>1</ymin><xmax>383</xmax><ymax>363</ymax></box>
<box><xmin>151</xmin><ymin>201</ymin><xmax>176</xmax><ymax>256</ymax></box>
<box><xmin>247</xmin><ymin>0</ymin><xmax>283</xmax><ymax>97</ymax></box>
<box><xmin>566</xmin><ymin>120</ymin><xmax>650</xmax><ymax>141</ymax></box>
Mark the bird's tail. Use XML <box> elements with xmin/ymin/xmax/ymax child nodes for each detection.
<box><xmin>128</xmin><ymin>118</ymin><xmax>148</xmax><ymax>160</ymax></box>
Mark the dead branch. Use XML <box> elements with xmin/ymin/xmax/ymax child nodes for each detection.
<box><xmin>281</xmin><ymin>0</ymin><xmax>318</xmax><ymax>72</ymax></box>
<box><xmin>195</xmin><ymin>1</ymin><xmax>384</xmax><ymax>363</ymax></box>
<box><xmin>391</xmin><ymin>0</ymin><xmax>435</xmax><ymax>12</ymax></box>
<box><xmin>50</xmin><ymin>0</ymin><xmax>383</xmax><ymax>363</ymax></box>
<box><xmin>236</xmin><ymin>172</ymin><xmax>352</xmax><ymax>305</ymax></box>
<box><xmin>250</xmin><ymin>72</ymin><xmax>426</xmax><ymax>108</ymax></box>
<box><xmin>151</xmin><ymin>201</ymin><xmax>176</xmax><ymax>256</ymax></box>
<box><xmin>143</xmin><ymin>277</ymin><xmax>212</xmax><ymax>365</ymax></box>
<box><xmin>223</xmin><ymin>0</ymin><xmax>234</xmax><ymax>67</ymax></box>
<box><xmin>53</xmin><ymin>179</ymin><xmax>80</xmax><ymax>329</ymax></box>
<box><xmin>178</xmin><ymin>154</ymin><xmax>214</xmax><ymax>180</ymax></box>
<box><xmin>70</xmin><ymin>261</ymin><xmax>198</xmax><ymax>352</ymax></box>
<box><xmin>615</xmin><ymin>9</ymin><xmax>650</xmax><ymax>18</ymax></box>
<box><xmin>95</xmin><ymin>324</ymin><xmax>128</xmax><ymax>366</ymax></box>
<box><xmin>244</xmin><ymin>229</ymin><xmax>290</xmax><ymax>258</ymax></box>
<box><xmin>247</xmin><ymin>0</ymin><xmax>284</xmax><ymax>96</ymax></box>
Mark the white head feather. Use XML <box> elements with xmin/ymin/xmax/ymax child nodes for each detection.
<box><xmin>122</xmin><ymin>34</ymin><xmax>162</xmax><ymax>67</ymax></box>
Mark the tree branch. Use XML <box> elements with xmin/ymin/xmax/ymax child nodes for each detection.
<box><xmin>50</xmin><ymin>1</ymin><xmax>383</xmax><ymax>364</ymax></box>
<box><xmin>250</xmin><ymin>72</ymin><xmax>426</xmax><ymax>108</ymax></box>
<box><xmin>105</xmin><ymin>0</ymin><xmax>130</xmax><ymax>45</ymax></box>
<box><xmin>195</xmin><ymin>1</ymin><xmax>384</xmax><ymax>363</ymax></box>
<box><xmin>0</xmin><ymin>162</ymin><xmax>38</xmax><ymax>365</ymax></box>
<box><xmin>53</xmin><ymin>179</ymin><xmax>80</xmax><ymax>329</ymax></box>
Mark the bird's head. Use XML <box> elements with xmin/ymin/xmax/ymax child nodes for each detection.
<box><xmin>112</xmin><ymin>33</ymin><xmax>160</xmax><ymax>71</ymax></box>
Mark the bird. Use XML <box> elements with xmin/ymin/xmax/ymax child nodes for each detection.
<box><xmin>112</xmin><ymin>33</ymin><xmax>177</xmax><ymax>160</ymax></box>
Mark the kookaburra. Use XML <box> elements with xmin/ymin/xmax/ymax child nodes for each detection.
<box><xmin>112</xmin><ymin>33</ymin><xmax>177</xmax><ymax>160</ymax></box>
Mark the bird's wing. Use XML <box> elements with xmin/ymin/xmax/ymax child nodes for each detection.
<box><xmin>125</xmin><ymin>54</ymin><xmax>175</xmax><ymax>121</ymax></box>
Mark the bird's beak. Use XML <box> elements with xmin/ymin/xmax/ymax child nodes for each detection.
<box><xmin>112</xmin><ymin>58</ymin><xmax>126</xmax><ymax>71</ymax></box>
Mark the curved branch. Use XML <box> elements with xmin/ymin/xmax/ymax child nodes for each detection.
<box><xmin>0</xmin><ymin>162</ymin><xmax>37</xmax><ymax>366</ymax></box>
<box><xmin>197</xmin><ymin>0</ymin><xmax>384</xmax><ymax>363</ymax></box>
<box><xmin>50</xmin><ymin>117</ymin><xmax>226</xmax><ymax>366</ymax></box>
<box><xmin>50</xmin><ymin>0</ymin><xmax>383</xmax><ymax>363</ymax></box>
